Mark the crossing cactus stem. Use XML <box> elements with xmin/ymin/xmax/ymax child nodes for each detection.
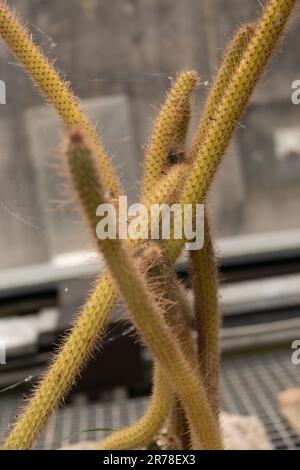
<box><xmin>99</xmin><ymin>245</ymin><xmax>195</xmax><ymax>451</ymax></box>
<box><xmin>0</xmin><ymin>0</ymin><xmax>296</xmax><ymax>451</ymax></box>
<box><xmin>190</xmin><ymin>217</ymin><xmax>220</xmax><ymax>417</ymax></box>
<box><xmin>99</xmin><ymin>365</ymin><xmax>171</xmax><ymax>450</ymax></box>
<box><xmin>64</xmin><ymin>130</ymin><xmax>222</xmax><ymax>450</ymax></box>
<box><xmin>2</xmin><ymin>271</ymin><xmax>117</xmax><ymax>450</ymax></box>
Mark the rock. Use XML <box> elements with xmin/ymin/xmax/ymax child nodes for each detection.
<box><xmin>221</xmin><ymin>412</ymin><xmax>273</xmax><ymax>450</ymax></box>
<box><xmin>278</xmin><ymin>388</ymin><xmax>300</xmax><ymax>436</ymax></box>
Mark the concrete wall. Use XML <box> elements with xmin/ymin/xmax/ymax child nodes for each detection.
<box><xmin>0</xmin><ymin>0</ymin><xmax>300</xmax><ymax>268</ymax></box>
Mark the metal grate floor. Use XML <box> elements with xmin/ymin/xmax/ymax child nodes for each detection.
<box><xmin>1</xmin><ymin>348</ymin><xmax>300</xmax><ymax>450</ymax></box>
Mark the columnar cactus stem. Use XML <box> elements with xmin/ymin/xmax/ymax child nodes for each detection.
<box><xmin>188</xmin><ymin>25</ymin><xmax>255</xmax><ymax>420</ymax></box>
<box><xmin>0</xmin><ymin>0</ymin><xmax>295</xmax><ymax>451</ymax></box>
<box><xmin>164</xmin><ymin>0</ymin><xmax>297</xmax><ymax>263</ymax></box>
<box><xmin>99</xmin><ymin>365</ymin><xmax>170</xmax><ymax>450</ymax></box>
<box><xmin>190</xmin><ymin>217</ymin><xmax>220</xmax><ymax>417</ymax></box>
<box><xmin>0</xmin><ymin>1</ymin><xmax>121</xmax><ymax>198</ymax></box>
<box><xmin>147</xmin><ymin>163</ymin><xmax>188</xmax><ymax>207</ymax></box>
<box><xmin>2</xmin><ymin>145</ymin><xmax>190</xmax><ymax>451</ymax></box>
<box><xmin>99</xmin><ymin>246</ymin><xmax>195</xmax><ymax>450</ymax></box>
<box><xmin>189</xmin><ymin>24</ymin><xmax>255</xmax><ymax>162</ymax></box>
<box><xmin>141</xmin><ymin>71</ymin><xmax>198</xmax><ymax>203</ymax></box>
<box><xmin>109</xmin><ymin>69</ymin><xmax>198</xmax><ymax>449</ymax></box>
<box><xmin>2</xmin><ymin>271</ymin><xmax>117</xmax><ymax>450</ymax></box>
<box><xmin>65</xmin><ymin>131</ymin><xmax>222</xmax><ymax>450</ymax></box>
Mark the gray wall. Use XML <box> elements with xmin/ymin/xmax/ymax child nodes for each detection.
<box><xmin>0</xmin><ymin>0</ymin><xmax>300</xmax><ymax>269</ymax></box>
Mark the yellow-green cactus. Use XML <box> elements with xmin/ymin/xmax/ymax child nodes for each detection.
<box><xmin>164</xmin><ymin>0</ymin><xmax>297</xmax><ymax>263</ymax></box>
<box><xmin>190</xmin><ymin>217</ymin><xmax>220</xmax><ymax>417</ymax></box>
<box><xmin>189</xmin><ymin>24</ymin><xmax>255</xmax><ymax>162</ymax></box>
<box><xmin>187</xmin><ymin>25</ymin><xmax>256</xmax><ymax>420</ymax></box>
<box><xmin>141</xmin><ymin>71</ymin><xmax>198</xmax><ymax>203</ymax></box>
<box><xmin>0</xmin><ymin>1</ymin><xmax>121</xmax><ymax>198</ymax></box>
<box><xmin>0</xmin><ymin>0</ymin><xmax>296</xmax><ymax>451</ymax></box>
<box><xmin>99</xmin><ymin>365</ymin><xmax>170</xmax><ymax>450</ymax></box>
<box><xmin>64</xmin><ymin>130</ymin><xmax>222</xmax><ymax>450</ymax></box>
<box><xmin>2</xmin><ymin>271</ymin><xmax>116</xmax><ymax>450</ymax></box>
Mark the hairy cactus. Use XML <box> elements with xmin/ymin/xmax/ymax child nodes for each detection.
<box><xmin>99</xmin><ymin>365</ymin><xmax>171</xmax><ymax>450</ymax></box>
<box><xmin>2</xmin><ymin>271</ymin><xmax>116</xmax><ymax>450</ymax></box>
<box><xmin>64</xmin><ymin>130</ymin><xmax>222</xmax><ymax>450</ymax></box>
<box><xmin>187</xmin><ymin>24</ymin><xmax>256</xmax><ymax>420</ymax></box>
<box><xmin>0</xmin><ymin>0</ymin><xmax>296</xmax><ymax>451</ymax></box>
<box><xmin>190</xmin><ymin>218</ymin><xmax>220</xmax><ymax>417</ymax></box>
<box><xmin>189</xmin><ymin>24</ymin><xmax>255</xmax><ymax>162</ymax></box>
<box><xmin>0</xmin><ymin>0</ymin><xmax>120</xmax><ymax>198</ymax></box>
<box><xmin>164</xmin><ymin>0</ymin><xmax>296</xmax><ymax>263</ymax></box>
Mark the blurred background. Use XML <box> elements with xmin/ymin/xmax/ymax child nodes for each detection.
<box><xmin>1</xmin><ymin>0</ymin><xmax>300</xmax><ymax>450</ymax></box>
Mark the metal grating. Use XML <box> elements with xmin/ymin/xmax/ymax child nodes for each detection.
<box><xmin>0</xmin><ymin>348</ymin><xmax>300</xmax><ymax>449</ymax></box>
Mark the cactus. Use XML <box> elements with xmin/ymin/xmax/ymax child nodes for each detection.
<box><xmin>187</xmin><ymin>24</ymin><xmax>256</xmax><ymax>419</ymax></box>
<box><xmin>189</xmin><ymin>24</ymin><xmax>255</xmax><ymax>162</ymax></box>
<box><xmin>99</xmin><ymin>246</ymin><xmax>195</xmax><ymax>450</ymax></box>
<box><xmin>164</xmin><ymin>0</ymin><xmax>297</xmax><ymax>263</ymax></box>
<box><xmin>0</xmin><ymin>1</ymin><xmax>121</xmax><ymax>200</ymax></box>
<box><xmin>99</xmin><ymin>365</ymin><xmax>171</xmax><ymax>450</ymax></box>
<box><xmin>141</xmin><ymin>71</ymin><xmax>198</xmax><ymax>204</ymax></box>
<box><xmin>0</xmin><ymin>0</ymin><xmax>296</xmax><ymax>451</ymax></box>
<box><xmin>64</xmin><ymin>130</ymin><xmax>222</xmax><ymax>450</ymax></box>
<box><xmin>190</xmin><ymin>218</ymin><xmax>220</xmax><ymax>417</ymax></box>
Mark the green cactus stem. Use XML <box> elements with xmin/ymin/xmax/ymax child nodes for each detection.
<box><xmin>164</xmin><ymin>0</ymin><xmax>296</xmax><ymax>263</ymax></box>
<box><xmin>0</xmin><ymin>1</ymin><xmax>121</xmax><ymax>198</ymax></box>
<box><xmin>141</xmin><ymin>71</ymin><xmax>198</xmax><ymax>204</ymax></box>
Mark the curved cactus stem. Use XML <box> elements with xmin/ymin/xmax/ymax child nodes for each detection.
<box><xmin>2</xmin><ymin>271</ymin><xmax>116</xmax><ymax>450</ymax></box>
<box><xmin>99</xmin><ymin>365</ymin><xmax>170</xmax><ymax>450</ymax></box>
<box><xmin>187</xmin><ymin>25</ymin><xmax>255</xmax><ymax>422</ymax></box>
<box><xmin>141</xmin><ymin>71</ymin><xmax>198</xmax><ymax>203</ymax></box>
<box><xmin>0</xmin><ymin>0</ymin><xmax>296</xmax><ymax>450</ymax></box>
<box><xmin>0</xmin><ymin>1</ymin><xmax>121</xmax><ymax>198</ymax></box>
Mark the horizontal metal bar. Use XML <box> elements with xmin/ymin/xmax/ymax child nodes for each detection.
<box><xmin>221</xmin><ymin>273</ymin><xmax>300</xmax><ymax>315</ymax></box>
